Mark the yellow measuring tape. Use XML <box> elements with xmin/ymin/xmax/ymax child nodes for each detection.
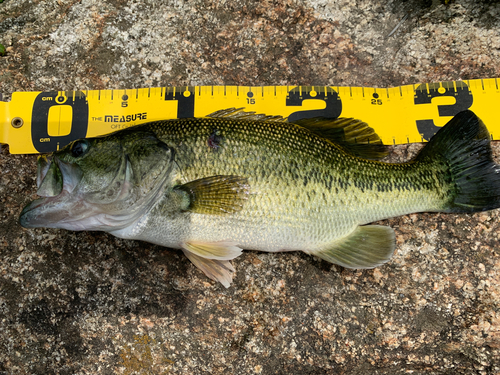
<box><xmin>1</xmin><ymin>78</ymin><xmax>499</xmax><ymax>154</ymax></box>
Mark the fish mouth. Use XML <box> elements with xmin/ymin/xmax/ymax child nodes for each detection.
<box><xmin>20</xmin><ymin>147</ymin><xmax>175</xmax><ymax>232</ymax></box>
<box><xmin>19</xmin><ymin>156</ymin><xmax>86</xmax><ymax>229</ymax></box>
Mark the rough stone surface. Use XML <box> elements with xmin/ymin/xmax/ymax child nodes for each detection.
<box><xmin>1</xmin><ymin>0</ymin><xmax>500</xmax><ymax>374</ymax></box>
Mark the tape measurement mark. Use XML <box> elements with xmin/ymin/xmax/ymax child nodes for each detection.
<box><xmin>2</xmin><ymin>79</ymin><xmax>500</xmax><ymax>154</ymax></box>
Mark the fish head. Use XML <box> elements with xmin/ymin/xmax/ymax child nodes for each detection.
<box><xmin>19</xmin><ymin>127</ymin><xmax>175</xmax><ymax>231</ymax></box>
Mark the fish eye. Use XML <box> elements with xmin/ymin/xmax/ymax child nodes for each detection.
<box><xmin>71</xmin><ymin>140</ymin><xmax>89</xmax><ymax>158</ymax></box>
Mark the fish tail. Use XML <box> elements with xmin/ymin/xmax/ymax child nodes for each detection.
<box><xmin>416</xmin><ymin>110</ymin><xmax>500</xmax><ymax>213</ymax></box>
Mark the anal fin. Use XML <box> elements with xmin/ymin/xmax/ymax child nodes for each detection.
<box><xmin>312</xmin><ymin>225</ymin><xmax>396</xmax><ymax>269</ymax></box>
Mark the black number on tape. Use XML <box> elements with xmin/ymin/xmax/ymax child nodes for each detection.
<box><xmin>165</xmin><ymin>87</ymin><xmax>195</xmax><ymax>118</ymax></box>
<box><xmin>414</xmin><ymin>81</ymin><xmax>473</xmax><ymax>141</ymax></box>
<box><xmin>286</xmin><ymin>86</ymin><xmax>342</xmax><ymax>122</ymax></box>
<box><xmin>31</xmin><ymin>91</ymin><xmax>89</xmax><ymax>153</ymax></box>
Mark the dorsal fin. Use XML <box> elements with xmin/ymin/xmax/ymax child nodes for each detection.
<box><xmin>294</xmin><ymin>117</ymin><xmax>388</xmax><ymax>160</ymax></box>
<box><xmin>206</xmin><ymin>109</ymin><xmax>387</xmax><ymax>160</ymax></box>
<box><xmin>206</xmin><ymin>107</ymin><xmax>286</xmax><ymax>122</ymax></box>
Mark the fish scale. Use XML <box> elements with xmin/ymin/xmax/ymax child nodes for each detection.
<box><xmin>139</xmin><ymin>117</ymin><xmax>447</xmax><ymax>252</ymax></box>
<box><xmin>19</xmin><ymin>110</ymin><xmax>500</xmax><ymax>287</ymax></box>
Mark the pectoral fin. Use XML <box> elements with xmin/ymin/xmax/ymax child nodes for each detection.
<box><xmin>182</xmin><ymin>248</ymin><xmax>236</xmax><ymax>288</ymax></box>
<box><xmin>175</xmin><ymin>175</ymin><xmax>250</xmax><ymax>215</ymax></box>
<box><xmin>312</xmin><ymin>225</ymin><xmax>395</xmax><ymax>269</ymax></box>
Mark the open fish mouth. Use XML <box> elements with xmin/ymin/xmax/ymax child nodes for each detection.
<box><xmin>36</xmin><ymin>155</ymin><xmax>83</xmax><ymax>197</ymax></box>
<box><xmin>20</xmin><ymin>142</ymin><xmax>175</xmax><ymax>231</ymax></box>
<box><xmin>19</xmin><ymin>156</ymin><xmax>85</xmax><ymax>229</ymax></box>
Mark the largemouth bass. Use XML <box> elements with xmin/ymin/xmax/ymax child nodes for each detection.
<box><xmin>19</xmin><ymin>110</ymin><xmax>500</xmax><ymax>287</ymax></box>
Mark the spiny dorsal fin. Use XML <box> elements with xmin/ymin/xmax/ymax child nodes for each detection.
<box><xmin>206</xmin><ymin>107</ymin><xmax>287</xmax><ymax>122</ymax></box>
<box><xmin>294</xmin><ymin>117</ymin><xmax>388</xmax><ymax>160</ymax></box>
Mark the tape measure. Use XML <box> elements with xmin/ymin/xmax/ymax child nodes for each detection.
<box><xmin>1</xmin><ymin>78</ymin><xmax>499</xmax><ymax>154</ymax></box>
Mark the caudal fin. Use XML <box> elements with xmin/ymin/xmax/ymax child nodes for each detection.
<box><xmin>416</xmin><ymin>110</ymin><xmax>500</xmax><ymax>213</ymax></box>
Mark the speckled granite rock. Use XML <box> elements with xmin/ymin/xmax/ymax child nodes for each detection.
<box><xmin>1</xmin><ymin>0</ymin><xmax>500</xmax><ymax>374</ymax></box>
